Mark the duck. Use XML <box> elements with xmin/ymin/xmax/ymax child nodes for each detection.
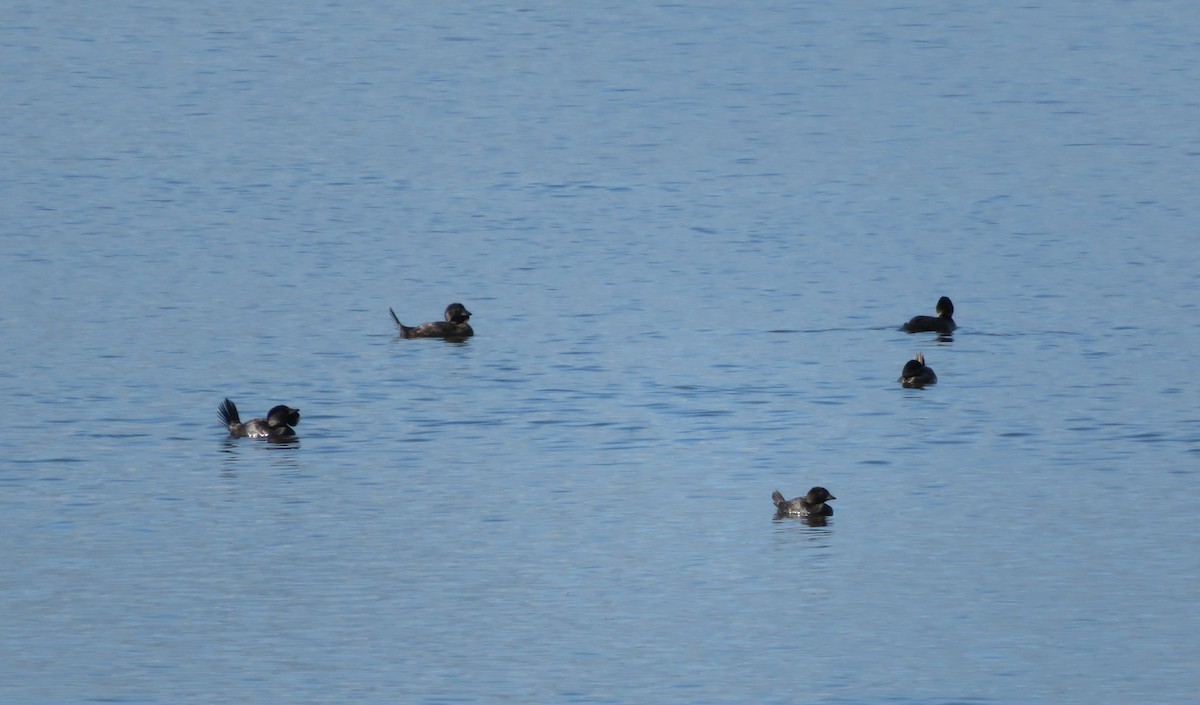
<box><xmin>389</xmin><ymin>303</ymin><xmax>473</xmax><ymax>339</ymax></box>
<box><xmin>899</xmin><ymin>352</ymin><xmax>937</xmax><ymax>388</ymax></box>
<box><xmin>219</xmin><ymin>398</ymin><xmax>300</xmax><ymax>440</ymax></box>
<box><xmin>902</xmin><ymin>296</ymin><xmax>956</xmax><ymax>334</ymax></box>
<box><xmin>772</xmin><ymin>487</ymin><xmax>836</xmax><ymax>518</ymax></box>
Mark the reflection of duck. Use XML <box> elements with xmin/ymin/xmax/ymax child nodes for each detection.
<box><xmin>899</xmin><ymin>352</ymin><xmax>937</xmax><ymax>388</ymax></box>
<box><xmin>772</xmin><ymin>487</ymin><xmax>835</xmax><ymax>518</ymax></box>
<box><xmin>902</xmin><ymin>296</ymin><xmax>956</xmax><ymax>334</ymax></box>
<box><xmin>389</xmin><ymin>303</ymin><xmax>474</xmax><ymax>339</ymax></box>
<box><xmin>219</xmin><ymin>398</ymin><xmax>300</xmax><ymax>439</ymax></box>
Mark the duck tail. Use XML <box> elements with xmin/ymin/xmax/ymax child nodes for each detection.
<box><xmin>218</xmin><ymin>398</ymin><xmax>240</xmax><ymax>429</ymax></box>
<box><xmin>915</xmin><ymin>352</ymin><xmax>925</xmax><ymax>365</ymax></box>
<box><xmin>771</xmin><ymin>490</ymin><xmax>786</xmax><ymax>508</ymax></box>
<box><xmin>389</xmin><ymin>307</ymin><xmax>413</xmax><ymax>337</ymax></box>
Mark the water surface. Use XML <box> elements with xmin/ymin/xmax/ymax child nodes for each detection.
<box><xmin>2</xmin><ymin>2</ymin><xmax>1199</xmax><ymax>703</ymax></box>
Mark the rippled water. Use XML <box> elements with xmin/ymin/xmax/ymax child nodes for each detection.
<box><xmin>3</xmin><ymin>2</ymin><xmax>1199</xmax><ymax>703</ymax></box>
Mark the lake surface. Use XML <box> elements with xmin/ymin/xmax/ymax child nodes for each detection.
<box><xmin>2</xmin><ymin>2</ymin><xmax>1199</xmax><ymax>703</ymax></box>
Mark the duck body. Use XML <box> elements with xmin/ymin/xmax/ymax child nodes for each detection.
<box><xmin>219</xmin><ymin>398</ymin><xmax>300</xmax><ymax>439</ymax></box>
<box><xmin>772</xmin><ymin>487</ymin><xmax>836</xmax><ymax>517</ymax></box>
<box><xmin>390</xmin><ymin>303</ymin><xmax>474</xmax><ymax>339</ymax></box>
<box><xmin>899</xmin><ymin>352</ymin><xmax>937</xmax><ymax>388</ymax></box>
<box><xmin>902</xmin><ymin>296</ymin><xmax>957</xmax><ymax>334</ymax></box>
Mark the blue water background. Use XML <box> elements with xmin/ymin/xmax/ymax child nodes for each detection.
<box><xmin>2</xmin><ymin>2</ymin><xmax>1199</xmax><ymax>703</ymax></box>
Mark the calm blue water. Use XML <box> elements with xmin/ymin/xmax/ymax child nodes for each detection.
<box><xmin>3</xmin><ymin>2</ymin><xmax>1199</xmax><ymax>703</ymax></box>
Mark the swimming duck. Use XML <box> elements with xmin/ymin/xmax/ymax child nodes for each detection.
<box><xmin>899</xmin><ymin>352</ymin><xmax>937</xmax><ymax>388</ymax></box>
<box><xmin>219</xmin><ymin>398</ymin><xmax>300</xmax><ymax>440</ymax></box>
<box><xmin>389</xmin><ymin>303</ymin><xmax>473</xmax><ymax>339</ymax></box>
<box><xmin>772</xmin><ymin>487</ymin><xmax>836</xmax><ymax>518</ymax></box>
<box><xmin>902</xmin><ymin>296</ymin><xmax>956</xmax><ymax>334</ymax></box>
